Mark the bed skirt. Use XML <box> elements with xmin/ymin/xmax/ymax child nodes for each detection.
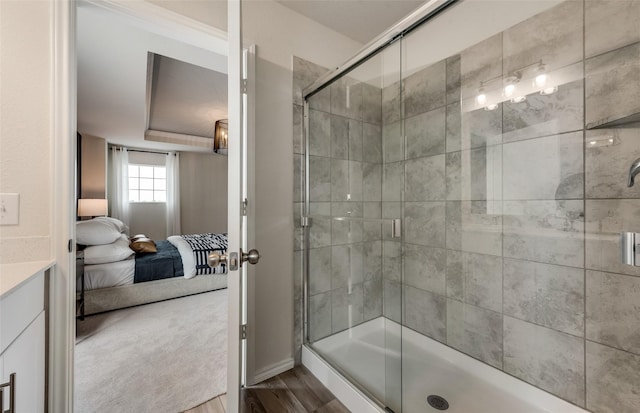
<box><xmin>84</xmin><ymin>274</ymin><xmax>227</xmax><ymax>315</ymax></box>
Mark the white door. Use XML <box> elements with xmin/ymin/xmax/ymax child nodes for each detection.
<box><xmin>227</xmin><ymin>1</ymin><xmax>257</xmax><ymax>411</ymax></box>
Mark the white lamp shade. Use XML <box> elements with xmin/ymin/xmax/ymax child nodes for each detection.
<box><xmin>78</xmin><ymin>199</ymin><xmax>108</xmax><ymax>217</ymax></box>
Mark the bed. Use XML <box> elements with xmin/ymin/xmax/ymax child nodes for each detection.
<box><xmin>76</xmin><ymin>217</ymin><xmax>228</xmax><ymax>316</ymax></box>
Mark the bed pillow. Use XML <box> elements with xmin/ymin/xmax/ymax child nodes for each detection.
<box><xmin>84</xmin><ymin>234</ymin><xmax>134</xmax><ymax>264</ymax></box>
<box><xmin>130</xmin><ymin>237</ymin><xmax>157</xmax><ymax>254</ymax></box>
<box><xmin>95</xmin><ymin>216</ymin><xmax>129</xmax><ymax>234</ymax></box>
<box><xmin>76</xmin><ymin>219</ymin><xmax>121</xmax><ymax>246</ymax></box>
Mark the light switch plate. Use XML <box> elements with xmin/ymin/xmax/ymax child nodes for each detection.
<box><xmin>0</xmin><ymin>193</ymin><xmax>19</xmax><ymax>225</ymax></box>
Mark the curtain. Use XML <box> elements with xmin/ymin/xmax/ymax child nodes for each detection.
<box><xmin>108</xmin><ymin>147</ymin><xmax>130</xmax><ymax>227</ymax></box>
<box><xmin>166</xmin><ymin>152</ymin><xmax>181</xmax><ymax>236</ymax></box>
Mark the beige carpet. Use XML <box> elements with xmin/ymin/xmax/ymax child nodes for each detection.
<box><xmin>75</xmin><ymin>289</ymin><xmax>227</xmax><ymax>413</ymax></box>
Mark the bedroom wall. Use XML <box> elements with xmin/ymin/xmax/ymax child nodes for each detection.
<box><xmin>150</xmin><ymin>0</ymin><xmax>362</xmax><ymax>380</ymax></box>
<box><xmin>80</xmin><ymin>134</ymin><xmax>107</xmax><ymax>199</ymax></box>
<box><xmin>179</xmin><ymin>151</ymin><xmax>228</xmax><ymax>235</ymax></box>
<box><xmin>0</xmin><ymin>0</ymin><xmax>52</xmax><ymax>264</ymax></box>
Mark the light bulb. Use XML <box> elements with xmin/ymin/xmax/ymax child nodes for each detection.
<box><xmin>540</xmin><ymin>86</ymin><xmax>558</xmax><ymax>95</ymax></box>
<box><xmin>485</xmin><ymin>103</ymin><xmax>499</xmax><ymax>111</ymax></box>
<box><xmin>476</xmin><ymin>93</ymin><xmax>487</xmax><ymax>105</ymax></box>
<box><xmin>504</xmin><ymin>84</ymin><xmax>516</xmax><ymax>97</ymax></box>
<box><xmin>511</xmin><ymin>96</ymin><xmax>526</xmax><ymax>103</ymax></box>
<box><xmin>590</xmin><ymin>141</ymin><xmax>597</xmax><ymax>145</ymax></box>
<box><xmin>608</xmin><ymin>138</ymin><xmax>614</xmax><ymax>143</ymax></box>
<box><xmin>535</xmin><ymin>73</ymin><xmax>547</xmax><ymax>88</ymax></box>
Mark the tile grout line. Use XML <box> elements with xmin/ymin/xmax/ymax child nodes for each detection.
<box><xmin>582</xmin><ymin>0</ymin><xmax>588</xmax><ymax>406</ymax></box>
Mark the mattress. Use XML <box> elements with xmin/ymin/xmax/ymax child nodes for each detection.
<box><xmin>82</xmin><ymin>256</ymin><xmax>135</xmax><ymax>291</ymax></box>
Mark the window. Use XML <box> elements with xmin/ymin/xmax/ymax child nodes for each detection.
<box><xmin>128</xmin><ymin>164</ymin><xmax>167</xmax><ymax>202</ymax></box>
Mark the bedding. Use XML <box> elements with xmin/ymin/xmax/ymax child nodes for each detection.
<box><xmin>129</xmin><ymin>237</ymin><xmax>157</xmax><ymax>254</ymax></box>
<box><xmin>83</xmin><ymin>257</ymin><xmax>135</xmax><ymax>290</ymax></box>
<box><xmin>84</xmin><ymin>234</ymin><xmax>134</xmax><ymax>265</ymax></box>
<box><xmin>168</xmin><ymin>233</ymin><xmax>228</xmax><ymax>278</ymax></box>
<box><xmin>80</xmin><ymin>225</ymin><xmax>228</xmax><ymax>291</ymax></box>
<box><xmin>94</xmin><ymin>216</ymin><xmax>129</xmax><ymax>234</ymax></box>
<box><xmin>77</xmin><ymin>219</ymin><xmax>122</xmax><ymax>245</ymax></box>
<box><xmin>134</xmin><ymin>240</ymin><xmax>183</xmax><ymax>283</ymax></box>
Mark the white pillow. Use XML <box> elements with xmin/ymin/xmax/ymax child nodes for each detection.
<box><xmin>84</xmin><ymin>234</ymin><xmax>134</xmax><ymax>265</ymax></box>
<box><xmin>76</xmin><ymin>219</ymin><xmax>121</xmax><ymax>246</ymax></box>
<box><xmin>94</xmin><ymin>216</ymin><xmax>129</xmax><ymax>234</ymax></box>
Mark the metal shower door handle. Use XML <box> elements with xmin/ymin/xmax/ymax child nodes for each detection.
<box><xmin>621</xmin><ymin>232</ymin><xmax>640</xmax><ymax>266</ymax></box>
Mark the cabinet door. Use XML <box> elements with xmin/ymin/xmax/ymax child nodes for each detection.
<box><xmin>2</xmin><ymin>312</ymin><xmax>45</xmax><ymax>412</ymax></box>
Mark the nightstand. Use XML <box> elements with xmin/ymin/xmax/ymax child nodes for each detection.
<box><xmin>76</xmin><ymin>249</ymin><xmax>85</xmax><ymax>320</ymax></box>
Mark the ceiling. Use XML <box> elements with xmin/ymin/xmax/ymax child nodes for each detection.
<box><xmin>77</xmin><ymin>2</ymin><xmax>228</xmax><ymax>153</ymax></box>
<box><xmin>276</xmin><ymin>0</ymin><xmax>424</xmax><ymax>44</ymax></box>
<box><xmin>148</xmin><ymin>54</ymin><xmax>228</xmax><ymax>138</ymax></box>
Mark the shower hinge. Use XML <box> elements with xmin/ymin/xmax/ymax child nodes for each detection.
<box><xmin>301</xmin><ymin>216</ymin><xmax>312</xmax><ymax>227</ymax></box>
<box><xmin>241</xmin><ymin>324</ymin><xmax>247</xmax><ymax>340</ymax></box>
<box><xmin>241</xmin><ymin>79</ymin><xmax>248</xmax><ymax>94</ymax></box>
<box><xmin>242</xmin><ymin>198</ymin><xmax>248</xmax><ymax>216</ymax></box>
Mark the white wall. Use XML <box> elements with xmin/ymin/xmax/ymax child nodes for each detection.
<box><xmin>179</xmin><ymin>151</ymin><xmax>228</xmax><ymax>235</ymax></box>
<box><xmin>152</xmin><ymin>0</ymin><xmax>363</xmax><ymax>378</ymax></box>
<box><xmin>0</xmin><ymin>1</ymin><xmax>52</xmax><ymax>264</ymax></box>
<box><xmin>129</xmin><ymin>202</ymin><xmax>167</xmax><ymax>240</ymax></box>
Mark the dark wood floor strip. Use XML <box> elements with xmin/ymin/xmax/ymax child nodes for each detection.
<box><xmin>242</xmin><ymin>366</ymin><xmax>349</xmax><ymax>413</ymax></box>
<box><xmin>277</xmin><ymin>369</ymin><xmax>325</xmax><ymax>411</ymax></box>
<box><xmin>188</xmin><ymin>366</ymin><xmax>349</xmax><ymax>413</ymax></box>
<box><xmin>314</xmin><ymin>399</ymin><xmax>350</xmax><ymax>413</ymax></box>
<box><xmin>241</xmin><ymin>388</ymin><xmax>267</xmax><ymax>413</ymax></box>
<box><xmin>292</xmin><ymin>366</ymin><xmax>335</xmax><ymax>405</ymax></box>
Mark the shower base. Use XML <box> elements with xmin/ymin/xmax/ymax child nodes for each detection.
<box><xmin>303</xmin><ymin>317</ymin><xmax>587</xmax><ymax>413</ymax></box>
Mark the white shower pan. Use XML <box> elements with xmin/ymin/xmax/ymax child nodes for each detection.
<box><xmin>303</xmin><ymin>317</ymin><xmax>588</xmax><ymax>413</ymax></box>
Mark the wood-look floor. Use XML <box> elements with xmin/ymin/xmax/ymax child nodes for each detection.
<box><xmin>184</xmin><ymin>366</ymin><xmax>349</xmax><ymax>413</ymax></box>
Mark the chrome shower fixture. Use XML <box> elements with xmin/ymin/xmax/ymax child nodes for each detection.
<box><xmin>628</xmin><ymin>158</ymin><xmax>640</xmax><ymax>187</ymax></box>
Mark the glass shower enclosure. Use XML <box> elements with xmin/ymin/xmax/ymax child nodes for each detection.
<box><xmin>300</xmin><ymin>0</ymin><xmax>640</xmax><ymax>412</ymax></box>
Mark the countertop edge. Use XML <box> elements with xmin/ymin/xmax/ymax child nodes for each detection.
<box><xmin>0</xmin><ymin>260</ymin><xmax>56</xmax><ymax>298</ymax></box>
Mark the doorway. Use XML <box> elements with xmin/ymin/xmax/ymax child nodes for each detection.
<box><xmin>71</xmin><ymin>1</ymin><xmax>241</xmax><ymax>412</ymax></box>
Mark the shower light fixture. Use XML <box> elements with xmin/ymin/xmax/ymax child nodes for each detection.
<box><xmin>540</xmin><ymin>86</ymin><xmax>558</xmax><ymax>95</ymax></box>
<box><xmin>535</xmin><ymin>73</ymin><xmax>548</xmax><ymax>88</ymax></box>
<box><xmin>485</xmin><ymin>103</ymin><xmax>499</xmax><ymax>111</ymax></box>
<box><xmin>503</xmin><ymin>76</ymin><xmax>519</xmax><ymax>98</ymax></box>
<box><xmin>476</xmin><ymin>92</ymin><xmax>487</xmax><ymax>106</ymax></box>
<box><xmin>511</xmin><ymin>96</ymin><xmax>527</xmax><ymax>103</ymax></box>
<box><xmin>504</xmin><ymin>83</ymin><xmax>516</xmax><ymax>97</ymax></box>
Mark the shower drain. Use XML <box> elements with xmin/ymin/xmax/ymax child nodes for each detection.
<box><xmin>427</xmin><ymin>395</ymin><xmax>450</xmax><ymax>410</ymax></box>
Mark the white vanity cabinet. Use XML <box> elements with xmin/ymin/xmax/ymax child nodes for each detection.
<box><xmin>0</xmin><ymin>268</ymin><xmax>47</xmax><ymax>413</ymax></box>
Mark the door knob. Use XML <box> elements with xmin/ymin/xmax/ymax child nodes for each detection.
<box><xmin>240</xmin><ymin>248</ymin><xmax>260</xmax><ymax>267</ymax></box>
<box><xmin>207</xmin><ymin>252</ymin><xmax>227</xmax><ymax>268</ymax></box>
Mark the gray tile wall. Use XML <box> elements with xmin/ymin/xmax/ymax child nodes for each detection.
<box><xmin>293</xmin><ymin>1</ymin><xmax>640</xmax><ymax>412</ymax></box>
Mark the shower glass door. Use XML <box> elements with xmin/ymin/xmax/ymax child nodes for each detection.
<box><xmin>304</xmin><ymin>41</ymin><xmax>404</xmax><ymax>412</ymax></box>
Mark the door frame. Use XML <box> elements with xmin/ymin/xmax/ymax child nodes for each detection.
<box><xmin>51</xmin><ymin>1</ymin><xmax>250</xmax><ymax>411</ymax></box>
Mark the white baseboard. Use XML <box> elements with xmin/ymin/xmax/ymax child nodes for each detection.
<box><xmin>252</xmin><ymin>358</ymin><xmax>295</xmax><ymax>384</ymax></box>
